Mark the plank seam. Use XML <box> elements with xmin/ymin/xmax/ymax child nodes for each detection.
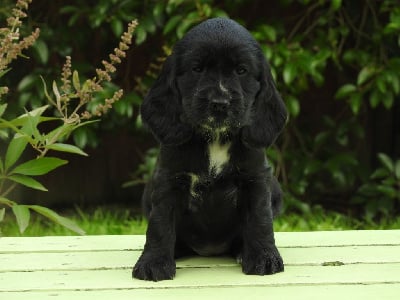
<box><xmin>1</xmin><ymin>261</ymin><xmax>398</xmax><ymax>273</ymax></box>
<box><xmin>2</xmin><ymin>244</ymin><xmax>399</xmax><ymax>254</ymax></box>
<box><xmin>1</xmin><ymin>281</ymin><xmax>400</xmax><ymax>293</ymax></box>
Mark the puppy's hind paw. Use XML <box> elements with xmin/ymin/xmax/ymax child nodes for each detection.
<box><xmin>132</xmin><ymin>255</ymin><xmax>176</xmax><ymax>281</ymax></box>
<box><xmin>241</xmin><ymin>246</ymin><xmax>284</xmax><ymax>275</ymax></box>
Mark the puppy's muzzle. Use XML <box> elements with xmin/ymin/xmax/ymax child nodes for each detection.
<box><xmin>210</xmin><ymin>98</ymin><xmax>230</xmax><ymax>113</ymax></box>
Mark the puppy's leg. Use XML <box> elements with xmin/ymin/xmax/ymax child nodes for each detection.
<box><xmin>271</xmin><ymin>176</ymin><xmax>283</xmax><ymax>218</ymax></box>
<box><xmin>133</xmin><ymin>199</ymin><xmax>176</xmax><ymax>281</ymax></box>
<box><xmin>240</xmin><ymin>177</ymin><xmax>284</xmax><ymax>275</ymax></box>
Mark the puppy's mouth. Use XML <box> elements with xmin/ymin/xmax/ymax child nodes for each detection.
<box><xmin>183</xmin><ymin>92</ymin><xmax>245</xmax><ymax>133</ymax></box>
<box><xmin>201</xmin><ymin>116</ymin><xmax>229</xmax><ymax>131</ymax></box>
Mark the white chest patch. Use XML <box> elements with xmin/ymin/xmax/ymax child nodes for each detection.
<box><xmin>189</xmin><ymin>173</ymin><xmax>200</xmax><ymax>198</ymax></box>
<box><xmin>208</xmin><ymin>139</ymin><xmax>230</xmax><ymax>174</ymax></box>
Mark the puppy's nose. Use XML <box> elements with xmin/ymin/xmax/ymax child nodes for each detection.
<box><xmin>210</xmin><ymin>99</ymin><xmax>229</xmax><ymax>112</ymax></box>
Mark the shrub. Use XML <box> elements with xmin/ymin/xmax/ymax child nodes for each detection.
<box><xmin>0</xmin><ymin>0</ymin><xmax>137</xmax><ymax>234</ymax></box>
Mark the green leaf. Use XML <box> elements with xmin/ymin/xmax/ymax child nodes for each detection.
<box><xmin>72</xmin><ymin>70</ymin><xmax>81</xmax><ymax>92</ymax></box>
<box><xmin>110</xmin><ymin>18</ymin><xmax>123</xmax><ymax>37</ymax></box>
<box><xmin>392</xmin><ymin>74</ymin><xmax>400</xmax><ymax>94</ymax></box>
<box><xmin>46</xmin><ymin>143</ymin><xmax>88</xmax><ymax>156</ymax></box>
<box><xmin>44</xmin><ymin>119</ymin><xmax>98</xmax><ymax>145</ymax></box>
<box><xmin>370</xmin><ymin>168</ymin><xmax>389</xmax><ymax>179</ymax></box>
<box><xmin>21</xmin><ymin>110</ymin><xmax>42</xmax><ymax>143</ymax></box>
<box><xmin>384</xmin><ymin>22</ymin><xmax>400</xmax><ymax>34</ymax></box>
<box><xmin>369</xmin><ymin>89</ymin><xmax>380</xmax><ymax>108</ymax></box>
<box><xmin>59</xmin><ymin>5</ymin><xmax>79</xmax><ymax>14</ymax></box>
<box><xmin>153</xmin><ymin>2</ymin><xmax>165</xmax><ymax>25</ymax></box>
<box><xmin>73</xmin><ymin>127</ymin><xmax>88</xmax><ymax>149</ymax></box>
<box><xmin>335</xmin><ymin>84</ymin><xmax>357</xmax><ymax>99</ymax></box>
<box><xmin>357</xmin><ymin>66</ymin><xmax>375</xmax><ymax>86</ymax></box>
<box><xmin>202</xmin><ymin>3</ymin><xmax>212</xmax><ymax>17</ymax></box>
<box><xmin>44</xmin><ymin>123</ymin><xmax>74</xmax><ymax>143</ymax></box>
<box><xmin>0</xmin><ymin>115</ymin><xmax>56</xmax><ymax>132</ymax></box>
<box><xmin>0</xmin><ymin>68</ymin><xmax>11</xmax><ymax>79</ymax></box>
<box><xmin>52</xmin><ymin>81</ymin><xmax>62</xmax><ymax>107</ymax></box>
<box><xmin>28</xmin><ymin>205</ymin><xmax>85</xmax><ymax>235</ymax></box>
<box><xmin>378</xmin><ymin>153</ymin><xmax>393</xmax><ymax>172</ymax></box>
<box><xmin>331</xmin><ymin>0</ymin><xmax>342</xmax><ymax>11</ymax></box>
<box><xmin>166</xmin><ymin>0</ymin><xmax>186</xmax><ymax>13</ymax></box>
<box><xmin>0</xmin><ymin>208</ymin><xmax>4</xmax><ymax>222</ymax></box>
<box><xmin>283</xmin><ymin>63</ymin><xmax>297</xmax><ymax>85</ymax></box>
<box><xmin>8</xmin><ymin>174</ymin><xmax>48</xmax><ymax>191</ymax></box>
<box><xmin>376</xmin><ymin>185</ymin><xmax>397</xmax><ymax>198</ymax></box>
<box><xmin>0</xmin><ymin>103</ymin><xmax>7</xmax><ymax>118</ymax></box>
<box><xmin>261</xmin><ymin>25</ymin><xmax>277</xmax><ymax>42</ymax></box>
<box><xmin>314</xmin><ymin>131</ymin><xmax>330</xmax><ymax>147</ymax></box>
<box><xmin>376</xmin><ymin>76</ymin><xmax>387</xmax><ymax>93</ymax></box>
<box><xmin>0</xmin><ymin>128</ymin><xmax>8</xmax><ymax>140</ymax></box>
<box><xmin>176</xmin><ymin>15</ymin><xmax>198</xmax><ymax>39</ymax></box>
<box><xmin>18</xmin><ymin>74</ymin><xmax>37</xmax><ymax>92</ymax></box>
<box><xmin>394</xmin><ymin>160</ymin><xmax>400</xmax><ymax>179</ymax></box>
<box><xmin>0</xmin><ymin>196</ymin><xmax>16</xmax><ymax>206</ymax></box>
<box><xmin>287</xmin><ymin>95</ymin><xmax>300</xmax><ymax>117</ymax></box>
<box><xmin>135</xmin><ymin>26</ymin><xmax>147</xmax><ymax>45</ymax></box>
<box><xmin>163</xmin><ymin>15</ymin><xmax>183</xmax><ymax>35</ymax></box>
<box><xmin>12</xmin><ymin>205</ymin><xmax>31</xmax><ymax>233</ymax></box>
<box><xmin>0</xmin><ymin>156</ymin><xmax>4</xmax><ymax>174</ymax></box>
<box><xmin>19</xmin><ymin>105</ymin><xmax>49</xmax><ymax>120</ymax></box>
<box><xmin>5</xmin><ymin>134</ymin><xmax>29</xmax><ymax>170</ymax></box>
<box><xmin>142</xmin><ymin>17</ymin><xmax>157</xmax><ymax>34</ymax></box>
<box><xmin>11</xmin><ymin>157</ymin><xmax>68</xmax><ymax>176</ymax></box>
<box><xmin>382</xmin><ymin>91</ymin><xmax>394</xmax><ymax>109</ymax></box>
<box><xmin>349</xmin><ymin>93</ymin><xmax>362</xmax><ymax>115</ymax></box>
<box><xmin>71</xmin><ymin>124</ymin><xmax>99</xmax><ymax>149</ymax></box>
<box><xmin>32</xmin><ymin>39</ymin><xmax>49</xmax><ymax>65</ymax></box>
<box><xmin>0</xmin><ymin>117</ymin><xmax>23</xmax><ymax>134</ymax></box>
<box><xmin>40</xmin><ymin>76</ymin><xmax>56</xmax><ymax>106</ymax></box>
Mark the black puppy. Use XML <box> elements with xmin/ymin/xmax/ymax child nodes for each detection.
<box><xmin>133</xmin><ymin>18</ymin><xmax>287</xmax><ymax>281</ymax></box>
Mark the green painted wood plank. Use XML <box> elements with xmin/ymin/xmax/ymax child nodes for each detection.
<box><xmin>276</xmin><ymin>230</ymin><xmax>400</xmax><ymax>247</ymax></box>
<box><xmin>0</xmin><ymin>235</ymin><xmax>145</xmax><ymax>253</ymax></box>
<box><xmin>1</xmin><ymin>284</ymin><xmax>400</xmax><ymax>300</ymax></box>
<box><xmin>1</xmin><ymin>230</ymin><xmax>399</xmax><ymax>253</ymax></box>
<box><xmin>1</xmin><ymin>245</ymin><xmax>399</xmax><ymax>272</ymax></box>
<box><xmin>0</xmin><ymin>264</ymin><xmax>399</xmax><ymax>292</ymax></box>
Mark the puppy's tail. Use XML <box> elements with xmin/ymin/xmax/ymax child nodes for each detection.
<box><xmin>271</xmin><ymin>176</ymin><xmax>283</xmax><ymax>219</ymax></box>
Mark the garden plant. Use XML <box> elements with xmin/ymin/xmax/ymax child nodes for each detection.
<box><xmin>0</xmin><ymin>0</ymin><xmax>137</xmax><ymax>234</ymax></box>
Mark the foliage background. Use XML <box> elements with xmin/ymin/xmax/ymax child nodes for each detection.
<box><xmin>1</xmin><ymin>0</ymin><xmax>399</xmax><ymax>221</ymax></box>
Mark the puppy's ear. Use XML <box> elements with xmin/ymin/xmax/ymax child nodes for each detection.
<box><xmin>242</xmin><ymin>59</ymin><xmax>287</xmax><ymax>148</ymax></box>
<box><xmin>140</xmin><ymin>55</ymin><xmax>192</xmax><ymax>145</ymax></box>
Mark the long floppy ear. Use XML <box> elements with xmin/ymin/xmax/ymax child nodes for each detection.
<box><xmin>241</xmin><ymin>59</ymin><xmax>287</xmax><ymax>148</ymax></box>
<box><xmin>140</xmin><ymin>55</ymin><xmax>192</xmax><ymax>145</ymax></box>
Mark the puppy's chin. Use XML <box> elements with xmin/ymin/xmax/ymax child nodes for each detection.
<box><xmin>200</xmin><ymin>116</ymin><xmax>230</xmax><ymax>131</ymax></box>
<box><xmin>196</xmin><ymin>116</ymin><xmax>241</xmax><ymax>140</ymax></box>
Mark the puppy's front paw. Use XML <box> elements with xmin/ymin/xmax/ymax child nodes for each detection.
<box><xmin>132</xmin><ymin>254</ymin><xmax>176</xmax><ymax>281</ymax></box>
<box><xmin>241</xmin><ymin>246</ymin><xmax>284</xmax><ymax>275</ymax></box>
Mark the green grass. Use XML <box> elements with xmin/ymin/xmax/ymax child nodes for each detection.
<box><xmin>274</xmin><ymin>209</ymin><xmax>400</xmax><ymax>231</ymax></box>
<box><xmin>1</xmin><ymin>205</ymin><xmax>399</xmax><ymax>237</ymax></box>
<box><xmin>0</xmin><ymin>206</ymin><xmax>148</xmax><ymax>237</ymax></box>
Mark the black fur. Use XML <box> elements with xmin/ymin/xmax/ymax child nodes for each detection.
<box><xmin>133</xmin><ymin>18</ymin><xmax>287</xmax><ymax>281</ymax></box>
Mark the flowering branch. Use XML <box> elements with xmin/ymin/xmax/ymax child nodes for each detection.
<box><xmin>49</xmin><ymin>20</ymin><xmax>138</xmax><ymax>123</ymax></box>
<box><xmin>0</xmin><ymin>0</ymin><xmax>39</xmax><ymax>100</ymax></box>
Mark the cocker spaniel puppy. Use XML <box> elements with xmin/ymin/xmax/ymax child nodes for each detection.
<box><xmin>133</xmin><ymin>17</ymin><xmax>287</xmax><ymax>281</ymax></box>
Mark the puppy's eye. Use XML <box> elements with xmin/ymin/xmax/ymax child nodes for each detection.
<box><xmin>235</xmin><ymin>66</ymin><xmax>247</xmax><ymax>75</ymax></box>
<box><xmin>192</xmin><ymin>65</ymin><xmax>204</xmax><ymax>73</ymax></box>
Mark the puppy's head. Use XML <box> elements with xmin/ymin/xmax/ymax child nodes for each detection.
<box><xmin>141</xmin><ymin>18</ymin><xmax>287</xmax><ymax>147</ymax></box>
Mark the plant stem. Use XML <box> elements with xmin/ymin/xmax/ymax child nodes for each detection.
<box><xmin>2</xmin><ymin>182</ymin><xmax>17</xmax><ymax>198</ymax></box>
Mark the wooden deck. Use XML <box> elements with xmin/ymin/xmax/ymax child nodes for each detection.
<box><xmin>1</xmin><ymin>230</ymin><xmax>399</xmax><ymax>299</ymax></box>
